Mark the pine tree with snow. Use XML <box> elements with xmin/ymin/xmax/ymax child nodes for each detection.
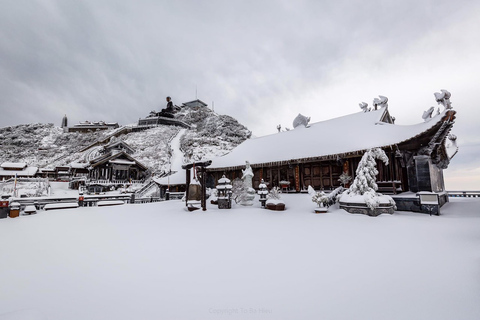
<box><xmin>348</xmin><ymin>148</ymin><xmax>388</xmax><ymax>195</ymax></box>
<box><xmin>342</xmin><ymin>148</ymin><xmax>396</xmax><ymax>211</ymax></box>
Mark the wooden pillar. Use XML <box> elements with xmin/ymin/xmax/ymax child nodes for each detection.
<box><xmin>319</xmin><ymin>163</ymin><xmax>323</xmax><ymax>189</ymax></box>
<box><xmin>350</xmin><ymin>159</ymin><xmax>356</xmax><ymax>180</ymax></box>
<box><xmin>310</xmin><ymin>163</ymin><xmax>315</xmax><ymax>188</ymax></box>
<box><xmin>277</xmin><ymin>166</ymin><xmax>282</xmax><ymax>188</ymax></box>
<box><xmin>329</xmin><ymin>164</ymin><xmax>333</xmax><ymax>190</ymax></box>
<box><xmin>295</xmin><ymin>165</ymin><xmax>300</xmax><ymax>192</ymax></box>
<box><xmin>389</xmin><ymin>152</ymin><xmax>396</xmax><ymax>193</ymax></box>
<box><xmin>201</xmin><ymin>167</ymin><xmax>207</xmax><ymax>211</ymax></box>
<box><xmin>269</xmin><ymin>168</ymin><xmax>272</xmax><ymax>187</ymax></box>
<box><xmin>185</xmin><ymin>168</ymin><xmax>190</xmax><ymax>207</ymax></box>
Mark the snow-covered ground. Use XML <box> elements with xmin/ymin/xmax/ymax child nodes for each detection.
<box><xmin>1</xmin><ymin>195</ymin><xmax>479</xmax><ymax>320</ymax></box>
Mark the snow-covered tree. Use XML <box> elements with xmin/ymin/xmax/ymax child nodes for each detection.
<box><xmin>342</xmin><ymin>148</ymin><xmax>396</xmax><ymax>210</ymax></box>
<box><xmin>348</xmin><ymin>148</ymin><xmax>388</xmax><ymax>195</ymax></box>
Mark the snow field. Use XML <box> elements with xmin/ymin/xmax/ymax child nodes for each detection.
<box><xmin>0</xmin><ymin>195</ymin><xmax>479</xmax><ymax>320</ymax></box>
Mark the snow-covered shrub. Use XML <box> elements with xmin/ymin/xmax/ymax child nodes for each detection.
<box><xmin>312</xmin><ymin>191</ymin><xmax>329</xmax><ymax>207</ymax></box>
<box><xmin>208</xmin><ymin>188</ymin><xmax>218</xmax><ymax>202</ymax></box>
<box><xmin>231</xmin><ymin>178</ymin><xmax>246</xmax><ymax>204</ymax></box>
<box><xmin>327</xmin><ymin>186</ymin><xmax>345</xmax><ymax>205</ymax></box>
<box><xmin>308</xmin><ymin>185</ymin><xmax>344</xmax><ymax>208</ymax></box>
<box><xmin>338</xmin><ymin>173</ymin><xmax>352</xmax><ymax>187</ymax></box>
<box><xmin>267</xmin><ymin>187</ymin><xmax>282</xmax><ymax>200</ymax></box>
<box><xmin>266</xmin><ymin>186</ymin><xmax>285</xmax><ymax>209</ymax></box>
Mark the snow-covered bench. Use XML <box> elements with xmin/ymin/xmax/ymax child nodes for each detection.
<box><xmin>97</xmin><ymin>200</ymin><xmax>125</xmax><ymax>207</ymax></box>
<box><xmin>43</xmin><ymin>203</ymin><xmax>79</xmax><ymax>211</ymax></box>
<box><xmin>24</xmin><ymin>205</ymin><xmax>37</xmax><ymax>215</ymax></box>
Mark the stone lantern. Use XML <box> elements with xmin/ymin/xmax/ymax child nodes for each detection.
<box><xmin>258</xmin><ymin>179</ymin><xmax>268</xmax><ymax>208</ymax></box>
<box><xmin>216</xmin><ymin>175</ymin><xmax>232</xmax><ymax>209</ymax></box>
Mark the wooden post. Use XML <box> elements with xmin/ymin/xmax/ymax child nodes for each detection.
<box><xmin>295</xmin><ymin>165</ymin><xmax>300</xmax><ymax>192</ymax></box>
<box><xmin>329</xmin><ymin>164</ymin><xmax>333</xmax><ymax>190</ymax></box>
<box><xmin>185</xmin><ymin>168</ymin><xmax>190</xmax><ymax>207</ymax></box>
<box><xmin>319</xmin><ymin>164</ymin><xmax>323</xmax><ymax>189</ymax></box>
<box><xmin>201</xmin><ymin>166</ymin><xmax>207</xmax><ymax>211</ymax></box>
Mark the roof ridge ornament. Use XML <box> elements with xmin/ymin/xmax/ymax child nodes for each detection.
<box><xmin>434</xmin><ymin>89</ymin><xmax>452</xmax><ymax>110</ymax></box>
<box><xmin>359</xmin><ymin>102</ymin><xmax>370</xmax><ymax>112</ymax></box>
<box><xmin>372</xmin><ymin>96</ymin><xmax>388</xmax><ymax>110</ymax></box>
<box><xmin>293</xmin><ymin>113</ymin><xmax>310</xmax><ymax>129</ymax></box>
<box><xmin>422</xmin><ymin>107</ymin><xmax>435</xmax><ymax>122</ymax></box>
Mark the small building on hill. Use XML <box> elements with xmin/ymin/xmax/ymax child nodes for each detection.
<box><xmin>88</xmin><ymin>141</ymin><xmax>147</xmax><ymax>184</ymax></box>
<box><xmin>66</xmin><ymin>120</ymin><xmax>119</xmax><ymax>133</ymax></box>
<box><xmin>182</xmin><ymin>99</ymin><xmax>208</xmax><ymax>109</ymax></box>
<box><xmin>206</xmin><ymin>93</ymin><xmax>457</xmax><ymax>212</ymax></box>
<box><xmin>0</xmin><ymin>162</ymin><xmax>38</xmax><ymax>179</ymax></box>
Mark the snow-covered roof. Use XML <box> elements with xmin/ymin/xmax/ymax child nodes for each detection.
<box><xmin>153</xmin><ymin>171</ymin><xmax>186</xmax><ymax>186</ymax></box>
<box><xmin>182</xmin><ymin>99</ymin><xmax>208</xmax><ymax>108</ymax></box>
<box><xmin>90</xmin><ymin>151</ymin><xmax>148</xmax><ymax>170</ymax></box>
<box><xmin>70</xmin><ymin>162</ymin><xmax>88</xmax><ymax>169</ymax></box>
<box><xmin>104</xmin><ymin>140</ymin><xmax>135</xmax><ymax>153</ymax></box>
<box><xmin>0</xmin><ymin>166</ymin><xmax>38</xmax><ymax>177</ymax></box>
<box><xmin>1</xmin><ymin>162</ymin><xmax>27</xmax><ymax>169</ymax></box>
<box><xmin>109</xmin><ymin>159</ymin><xmax>136</xmax><ymax>165</ymax></box>
<box><xmin>209</xmin><ymin>107</ymin><xmax>450</xmax><ymax>170</ymax></box>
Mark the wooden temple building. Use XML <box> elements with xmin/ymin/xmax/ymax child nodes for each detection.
<box><xmin>206</xmin><ymin>93</ymin><xmax>457</xmax><ymax>212</ymax></box>
<box><xmin>88</xmin><ymin>140</ymin><xmax>148</xmax><ymax>183</ymax></box>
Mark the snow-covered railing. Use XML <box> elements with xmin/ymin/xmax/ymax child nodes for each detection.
<box><xmin>87</xmin><ymin>179</ymin><xmax>144</xmax><ymax>186</ymax></box>
<box><xmin>0</xmin><ymin>177</ymin><xmax>49</xmax><ymax>184</ymax></box>
<box><xmin>447</xmin><ymin>191</ymin><xmax>480</xmax><ymax>198</ymax></box>
<box><xmin>132</xmin><ymin>197</ymin><xmax>162</xmax><ymax>204</ymax></box>
<box><xmin>135</xmin><ymin>178</ymin><xmax>158</xmax><ymax>198</ymax></box>
<box><xmin>167</xmin><ymin>192</ymin><xmax>185</xmax><ymax>200</ymax></box>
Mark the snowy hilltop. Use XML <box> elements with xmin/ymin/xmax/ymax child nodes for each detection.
<box><xmin>0</xmin><ymin>104</ymin><xmax>251</xmax><ymax>176</ymax></box>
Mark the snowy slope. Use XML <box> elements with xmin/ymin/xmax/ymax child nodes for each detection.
<box><xmin>0</xmin><ymin>106</ymin><xmax>251</xmax><ymax>175</ymax></box>
<box><xmin>0</xmin><ymin>123</ymin><xmax>104</xmax><ymax>168</ymax></box>
<box><xmin>0</xmin><ymin>196</ymin><xmax>479</xmax><ymax>320</ymax></box>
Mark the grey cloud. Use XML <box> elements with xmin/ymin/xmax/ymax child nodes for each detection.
<box><xmin>0</xmin><ymin>0</ymin><xmax>479</xmax><ymax>133</ymax></box>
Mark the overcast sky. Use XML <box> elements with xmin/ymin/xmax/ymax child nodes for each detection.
<box><xmin>1</xmin><ymin>0</ymin><xmax>479</xmax><ymax>189</ymax></box>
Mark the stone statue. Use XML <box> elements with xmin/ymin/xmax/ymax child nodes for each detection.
<box><xmin>242</xmin><ymin>161</ymin><xmax>254</xmax><ymax>189</ymax></box>
<box><xmin>241</xmin><ymin>161</ymin><xmax>256</xmax><ymax>206</ymax></box>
